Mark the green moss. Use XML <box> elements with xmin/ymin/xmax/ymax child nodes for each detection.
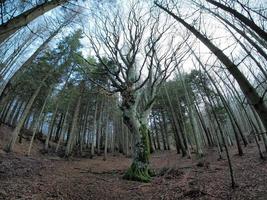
<box><xmin>139</xmin><ymin>123</ymin><xmax>150</xmax><ymax>162</ymax></box>
<box><xmin>123</xmin><ymin>123</ymin><xmax>152</xmax><ymax>183</ymax></box>
<box><xmin>123</xmin><ymin>161</ymin><xmax>151</xmax><ymax>182</ymax></box>
<box><xmin>148</xmin><ymin>168</ymin><xmax>156</xmax><ymax>177</ymax></box>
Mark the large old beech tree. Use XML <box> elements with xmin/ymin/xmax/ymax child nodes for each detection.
<box><xmin>83</xmin><ymin>3</ymin><xmax>189</xmax><ymax>181</ymax></box>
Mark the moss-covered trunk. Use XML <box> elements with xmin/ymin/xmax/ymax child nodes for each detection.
<box><xmin>123</xmin><ymin>122</ymin><xmax>151</xmax><ymax>182</ymax></box>
<box><xmin>121</xmin><ymin>90</ymin><xmax>152</xmax><ymax>182</ymax></box>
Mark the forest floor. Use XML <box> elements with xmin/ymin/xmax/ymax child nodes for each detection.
<box><xmin>0</xmin><ymin>125</ymin><xmax>267</xmax><ymax>200</ymax></box>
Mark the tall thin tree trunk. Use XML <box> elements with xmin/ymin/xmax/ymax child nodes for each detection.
<box><xmin>56</xmin><ymin>103</ymin><xmax>70</xmax><ymax>153</ymax></box>
<box><xmin>164</xmin><ymin>86</ymin><xmax>187</xmax><ymax>156</ymax></box>
<box><xmin>103</xmin><ymin>104</ymin><xmax>109</xmax><ymax>161</ymax></box>
<box><xmin>44</xmin><ymin>103</ymin><xmax>58</xmax><ymax>151</ymax></box>
<box><xmin>156</xmin><ymin>3</ymin><xmax>267</xmax><ymax>131</ymax></box>
<box><xmin>5</xmin><ymin>84</ymin><xmax>42</xmax><ymax>152</ymax></box>
<box><xmin>27</xmin><ymin>89</ymin><xmax>50</xmax><ymax>156</ymax></box>
<box><xmin>65</xmin><ymin>82</ymin><xmax>83</xmax><ymax>157</ymax></box>
<box><xmin>205</xmin><ymin>0</ymin><xmax>267</xmax><ymax>42</ymax></box>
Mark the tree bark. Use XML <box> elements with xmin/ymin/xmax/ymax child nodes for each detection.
<box><xmin>65</xmin><ymin>81</ymin><xmax>84</xmax><ymax>157</ymax></box>
<box><xmin>56</xmin><ymin>103</ymin><xmax>70</xmax><ymax>153</ymax></box>
<box><xmin>121</xmin><ymin>90</ymin><xmax>152</xmax><ymax>182</ymax></box>
<box><xmin>103</xmin><ymin>106</ymin><xmax>109</xmax><ymax>161</ymax></box>
<box><xmin>0</xmin><ymin>0</ymin><xmax>68</xmax><ymax>44</ymax></box>
<box><xmin>65</xmin><ymin>97</ymin><xmax>81</xmax><ymax>157</ymax></box>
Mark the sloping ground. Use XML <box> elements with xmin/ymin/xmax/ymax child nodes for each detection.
<box><xmin>0</xmin><ymin>125</ymin><xmax>267</xmax><ymax>200</ymax></box>
<box><xmin>0</xmin><ymin>124</ymin><xmax>44</xmax><ymax>157</ymax></box>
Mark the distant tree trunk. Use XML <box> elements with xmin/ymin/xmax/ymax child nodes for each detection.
<box><xmin>65</xmin><ymin>82</ymin><xmax>83</xmax><ymax>157</ymax></box>
<box><xmin>158</xmin><ymin>114</ymin><xmax>167</xmax><ymax>150</ymax></box>
<box><xmin>111</xmin><ymin>120</ymin><xmax>115</xmax><ymax>155</ymax></box>
<box><xmin>11</xmin><ymin>101</ymin><xmax>24</xmax><ymax>126</ymax></box>
<box><xmin>176</xmin><ymin>68</ymin><xmax>203</xmax><ymax>156</ymax></box>
<box><xmin>193</xmin><ymin>57</ymin><xmax>244</xmax><ymax>155</ymax></box>
<box><xmin>161</xmin><ymin>109</ymin><xmax>170</xmax><ymax>150</ymax></box>
<box><xmin>1</xmin><ymin>99</ymin><xmax>12</xmax><ymax>123</ymax></box>
<box><xmin>27</xmin><ymin>89</ymin><xmax>50</xmax><ymax>156</ymax></box>
<box><xmin>0</xmin><ymin>101</ymin><xmax>10</xmax><ymax>122</ymax></box>
<box><xmin>6</xmin><ymin>99</ymin><xmax>19</xmax><ymax>125</ymax></box>
<box><xmin>147</xmin><ymin>130</ymin><xmax>154</xmax><ymax>153</ymax></box>
<box><xmin>56</xmin><ymin>102</ymin><xmax>70</xmax><ymax>153</ymax></box>
<box><xmin>90</xmin><ymin>100</ymin><xmax>98</xmax><ymax>158</ymax></box>
<box><xmin>44</xmin><ymin>103</ymin><xmax>58</xmax><ymax>151</ymax></box>
<box><xmin>246</xmin><ymin>110</ymin><xmax>264</xmax><ymax>159</ymax></box>
<box><xmin>97</xmin><ymin>99</ymin><xmax>104</xmax><ymax>155</ymax></box>
<box><xmin>164</xmin><ymin>86</ymin><xmax>187</xmax><ymax>156</ymax></box>
<box><xmin>5</xmin><ymin>98</ymin><xmax>18</xmax><ymax>125</ymax></box>
<box><xmin>103</xmin><ymin>106</ymin><xmax>109</xmax><ymax>161</ymax></box>
<box><xmin>119</xmin><ymin>117</ymin><xmax>124</xmax><ymax>154</ymax></box>
<box><xmin>194</xmin><ymin>104</ymin><xmax>212</xmax><ymax>147</ymax></box>
<box><xmin>54</xmin><ymin>112</ymin><xmax>63</xmax><ymax>142</ymax></box>
<box><xmin>152</xmin><ymin>114</ymin><xmax>161</xmax><ymax>150</ymax></box>
<box><xmin>210</xmin><ymin>96</ymin><xmax>236</xmax><ymax>188</ymax></box>
<box><xmin>4</xmin><ymin>85</ymin><xmax>42</xmax><ymax>152</ymax></box>
<box><xmin>217</xmin><ymin>70</ymin><xmax>266</xmax><ymax>153</ymax></box>
<box><xmin>150</xmin><ymin>128</ymin><xmax>157</xmax><ymax>151</ymax></box>
<box><xmin>212</xmin><ymin>71</ymin><xmax>248</xmax><ymax>147</ymax></box>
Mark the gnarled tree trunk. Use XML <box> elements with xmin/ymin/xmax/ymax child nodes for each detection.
<box><xmin>121</xmin><ymin>90</ymin><xmax>152</xmax><ymax>182</ymax></box>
